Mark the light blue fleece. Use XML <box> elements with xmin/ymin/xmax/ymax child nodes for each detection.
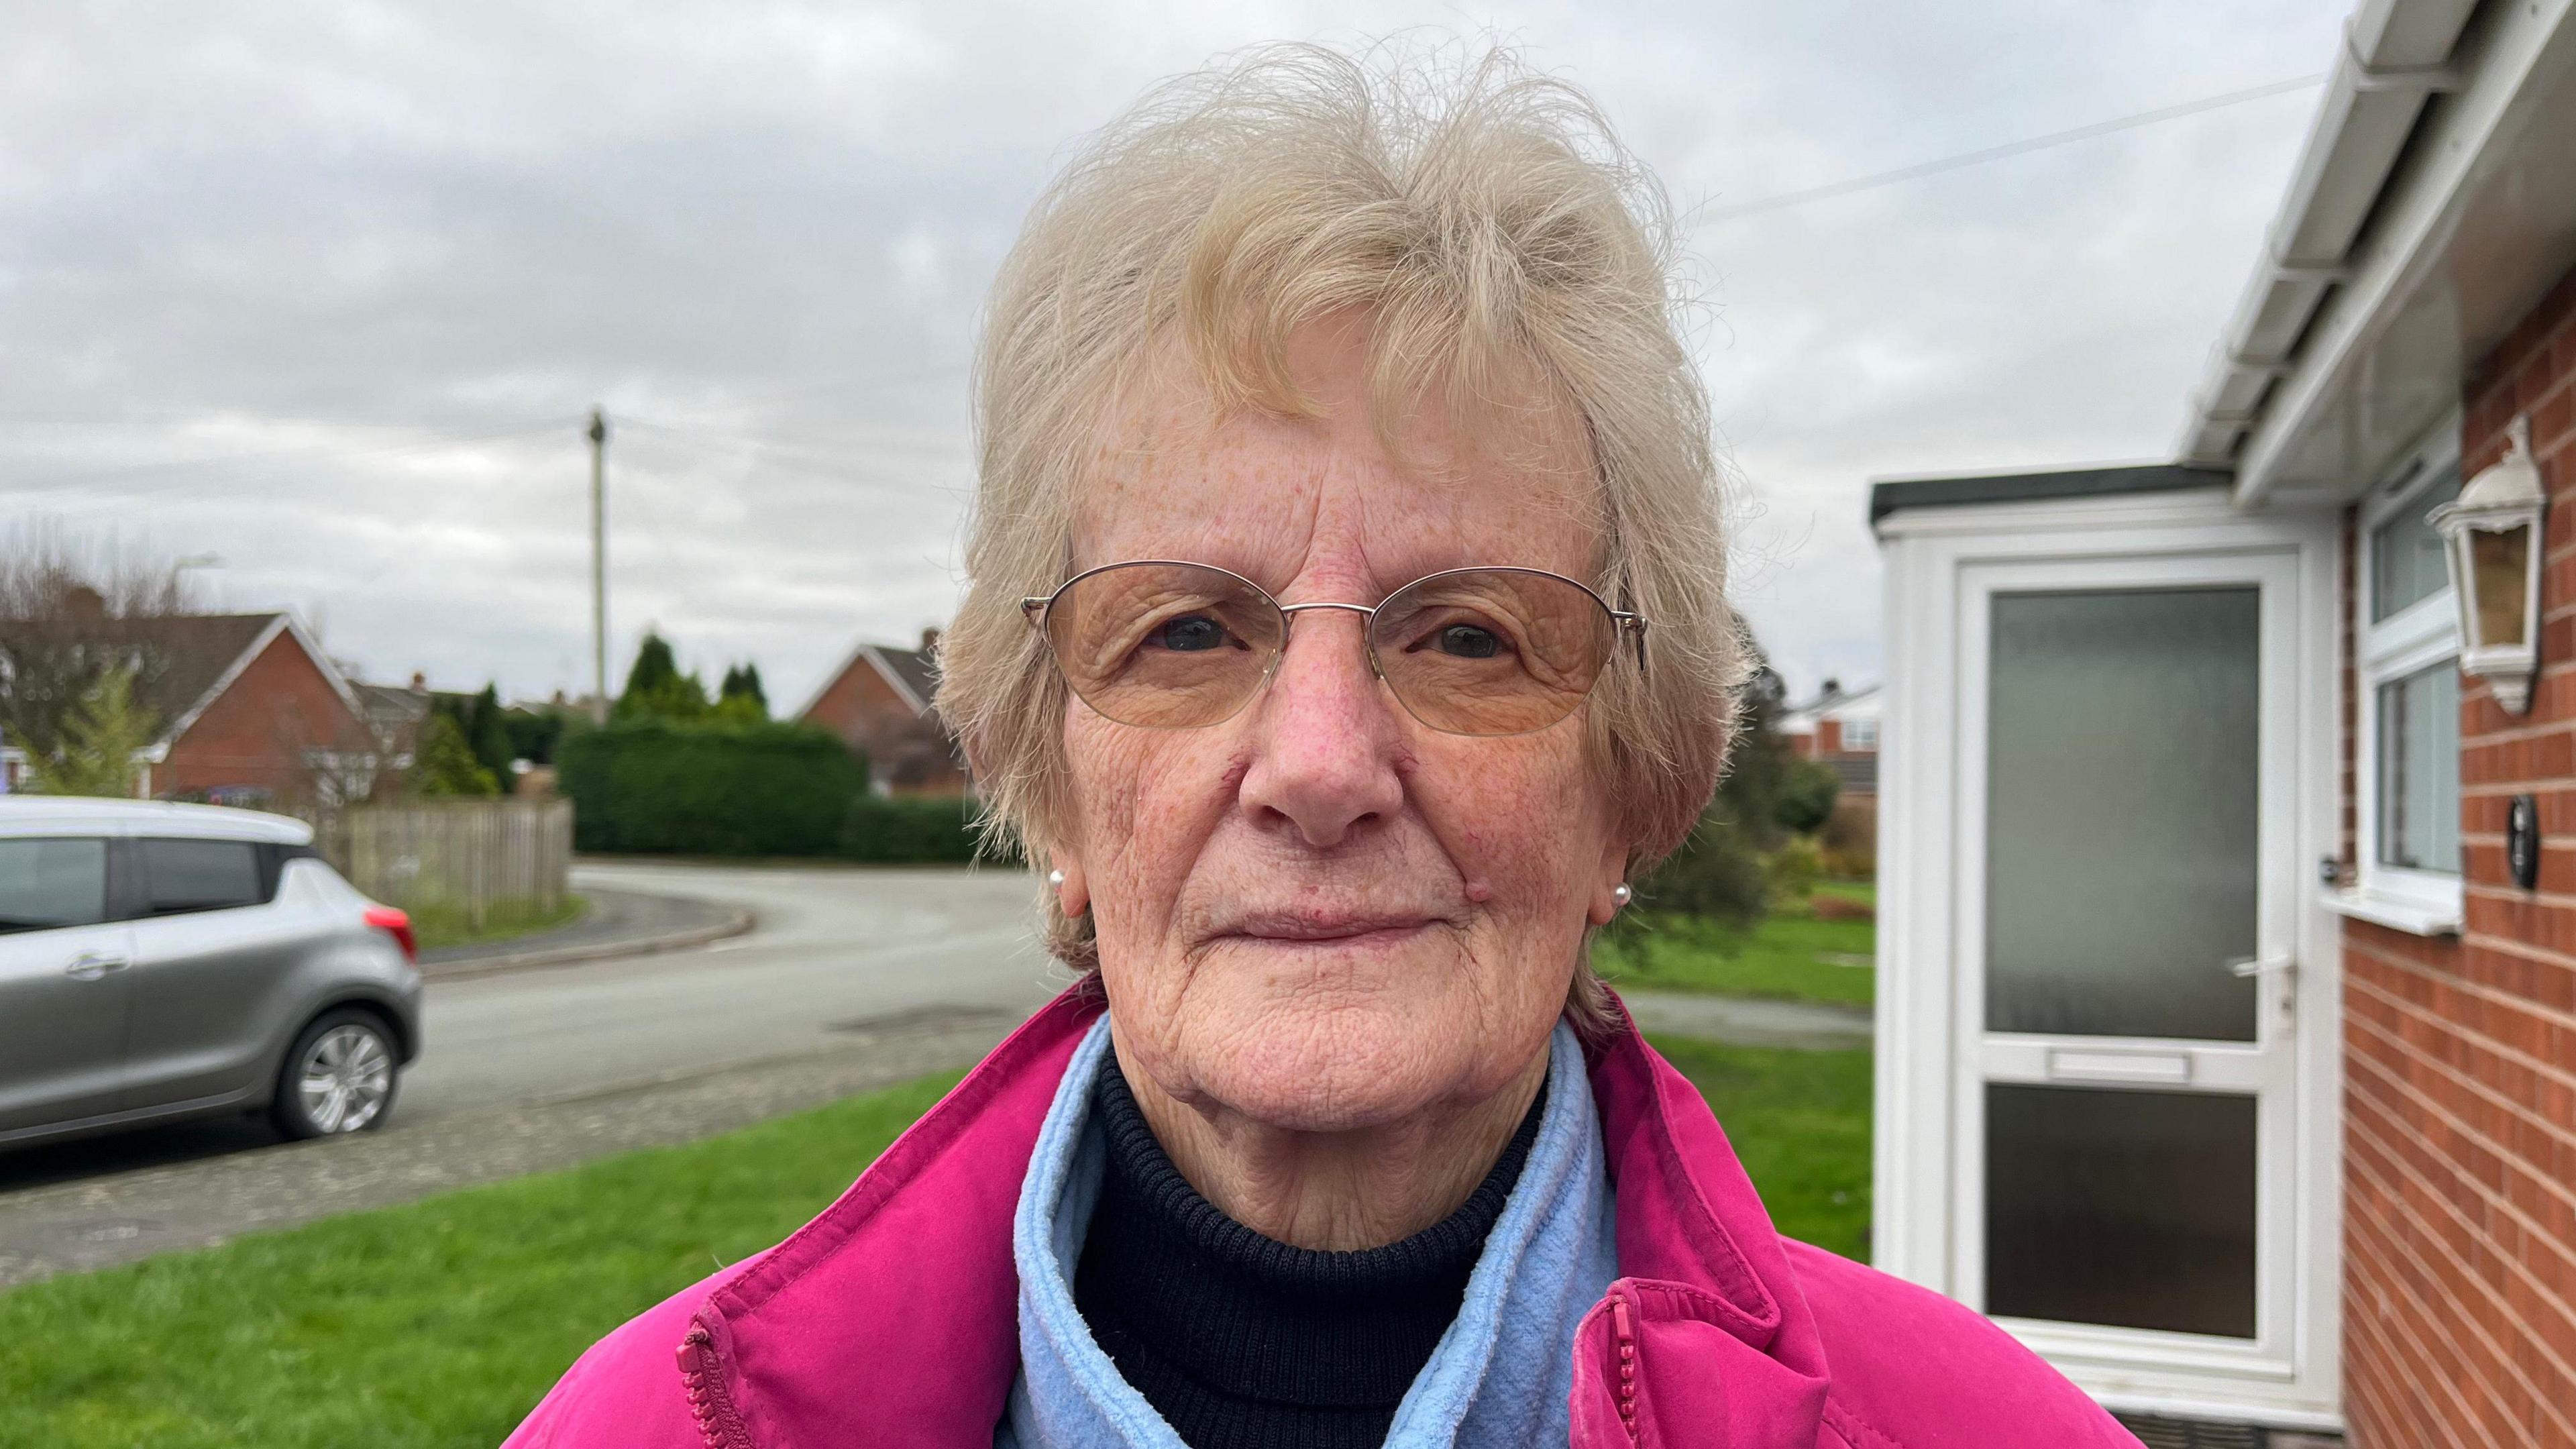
<box><xmin>996</xmin><ymin>1017</ymin><xmax>1617</xmax><ymax>1449</ymax></box>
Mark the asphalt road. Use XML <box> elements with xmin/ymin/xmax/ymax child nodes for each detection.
<box><xmin>0</xmin><ymin>861</ymin><xmax>1062</xmax><ymax>1199</ymax></box>
<box><xmin>0</xmin><ymin>860</ymin><xmax>1864</xmax><ymax>1283</ymax></box>
<box><xmin>400</xmin><ymin>861</ymin><xmax>1059</xmax><ymax>1120</ymax></box>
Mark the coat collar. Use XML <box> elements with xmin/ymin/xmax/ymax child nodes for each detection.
<box><xmin>682</xmin><ymin>983</ymin><xmax>1829</xmax><ymax>1448</ymax></box>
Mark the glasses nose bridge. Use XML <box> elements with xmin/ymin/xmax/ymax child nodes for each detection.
<box><xmin>1276</xmin><ymin>599</ymin><xmax>1377</xmax><ymax>623</ymax></box>
<box><xmin>1268</xmin><ymin>598</ymin><xmax>1385</xmax><ymax>684</ymax></box>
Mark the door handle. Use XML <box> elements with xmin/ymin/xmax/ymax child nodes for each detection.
<box><xmin>64</xmin><ymin>953</ymin><xmax>130</xmax><ymax>981</ymax></box>
<box><xmin>2226</xmin><ymin>955</ymin><xmax>2301</xmax><ymax>1033</ymax></box>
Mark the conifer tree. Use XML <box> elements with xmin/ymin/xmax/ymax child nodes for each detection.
<box><xmin>27</xmin><ymin>665</ymin><xmax>155</xmax><ymax>798</ymax></box>
<box><xmin>466</xmin><ymin>683</ymin><xmax>515</xmax><ymax>785</ymax></box>
<box><xmin>714</xmin><ymin>660</ymin><xmax>769</xmax><ymax>724</ymax></box>
<box><xmin>614</xmin><ymin>631</ymin><xmax>710</xmax><ymax>721</ymax></box>
<box><xmin>411</xmin><ymin>712</ymin><xmax>500</xmax><ymax>796</ymax></box>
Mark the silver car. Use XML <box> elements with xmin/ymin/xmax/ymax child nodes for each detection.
<box><xmin>0</xmin><ymin>797</ymin><xmax>423</xmax><ymax>1150</ymax></box>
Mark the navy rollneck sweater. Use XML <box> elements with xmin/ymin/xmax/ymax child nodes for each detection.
<box><xmin>1069</xmin><ymin>1057</ymin><xmax>1548</xmax><ymax>1449</ymax></box>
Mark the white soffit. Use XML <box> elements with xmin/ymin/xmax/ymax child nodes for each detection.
<box><xmin>2182</xmin><ymin>0</ymin><xmax>2576</xmax><ymax>505</ymax></box>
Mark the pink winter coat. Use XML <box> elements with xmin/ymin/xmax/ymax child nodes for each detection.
<box><xmin>502</xmin><ymin>985</ymin><xmax>2139</xmax><ymax>1448</ymax></box>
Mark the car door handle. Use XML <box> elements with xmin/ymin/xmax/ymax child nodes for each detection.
<box><xmin>64</xmin><ymin>953</ymin><xmax>130</xmax><ymax>981</ymax></box>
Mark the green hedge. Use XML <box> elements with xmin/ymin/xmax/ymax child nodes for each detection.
<box><xmin>557</xmin><ymin>719</ymin><xmax>1007</xmax><ymax>864</ymax></box>
<box><xmin>557</xmin><ymin>720</ymin><xmax>867</xmax><ymax>857</ymax></box>
<box><xmin>839</xmin><ymin>794</ymin><xmax>1018</xmax><ymax>865</ymax></box>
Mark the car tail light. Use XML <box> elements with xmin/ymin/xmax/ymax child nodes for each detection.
<box><xmin>363</xmin><ymin>905</ymin><xmax>417</xmax><ymax>963</ymax></box>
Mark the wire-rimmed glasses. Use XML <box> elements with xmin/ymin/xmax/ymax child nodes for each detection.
<box><xmin>1020</xmin><ymin>560</ymin><xmax>1646</xmax><ymax>737</ymax></box>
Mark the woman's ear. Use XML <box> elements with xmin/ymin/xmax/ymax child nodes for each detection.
<box><xmin>1586</xmin><ymin>837</ymin><xmax>1632</xmax><ymax>927</ymax></box>
<box><xmin>1052</xmin><ymin>857</ymin><xmax>1091</xmax><ymax>918</ymax></box>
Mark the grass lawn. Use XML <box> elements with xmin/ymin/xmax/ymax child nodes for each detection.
<box><xmin>1594</xmin><ymin>888</ymin><xmax>1876</xmax><ymax>1007</ymax></box>
<box><xmin>409</xmin><ymin>894</ymin><xmax>588</xmax><ymax>953</ymax></box>
<box><xmin>1648</xmin><ymin>1035</ymin><xmax>1872</xmax><ymax>1262</ymax></box>
<box><xmin>1813</xmin><ymin>879</ymin><xmax>1876</xmax><ymax>910</ymax></box>
<box><xmin>0</xmin><ymin>1039</ymin><xmax>1869</xmax><ymax>1447</ymax></box>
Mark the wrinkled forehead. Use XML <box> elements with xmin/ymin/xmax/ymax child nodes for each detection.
<box><xmin>1069</xmin><ymin>324</ymin><xmax>1605</xmax><ymax>594</ymax></box>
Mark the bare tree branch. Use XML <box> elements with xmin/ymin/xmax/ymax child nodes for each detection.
<box><xmin>0</xmin><ymin>517</ymin><xmax>205</xmax><ymax>761</ymax></box>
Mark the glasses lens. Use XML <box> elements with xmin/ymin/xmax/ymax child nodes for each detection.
<box><xmin>1043</xmin><ymin>562</ymin><xmax>1283</xmax><ymax>728</ymax></box>
<box><xmin>1369</xmin><ymin>569</ymin><xmax>1617</xmax><ymax>735</ymax></box>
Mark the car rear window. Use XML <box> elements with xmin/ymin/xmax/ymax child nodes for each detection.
<box><xmin>0</xmin><ymin>837</ymin><xmax>110</xmax><ymax>932</ymax></box>
<box><xmin>140</xmin><ymin>837</ymin><xmax>266</xmax><ymax>914</ymax></box>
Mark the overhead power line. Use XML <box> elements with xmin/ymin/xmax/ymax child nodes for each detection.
<box><xmin>0</xmin><ymin>417</ymin><xmax>576</xmax><ymax>494</ymax></box>
<box><xmin>615</xmin><ymin>417</ymin><xmax>964</xmax><ymax>499</ymax></box>
<box><xmin>1691</xmin><ymin>71</ymin><xmax>2327</xmax><ymax>225</ymax></box>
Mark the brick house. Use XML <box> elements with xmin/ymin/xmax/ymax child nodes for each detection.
<box><xmin>1867</xmin><ymin>1</ymin><xmax>2576</xmax><ymax>1439</ymax></box>
<box><xmin>1778</xmin><ymin>680</ymin><xmax>1880</xmax><ymax>800</ymax></box>
<box><xmin>0</xmin><ymin>607</ymin><xmax>384</xmax><ymax>806</ymax></box>
<box><xmin>796</xmin><ymin>629</ymin><xmax>969</xmax><ymax>796</ymax></box>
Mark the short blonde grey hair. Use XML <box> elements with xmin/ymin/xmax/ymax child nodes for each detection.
<box><xmin>935</xmin><ymin>42</ymin><xmax>1746</xmax><ymax>1004</ymax></box>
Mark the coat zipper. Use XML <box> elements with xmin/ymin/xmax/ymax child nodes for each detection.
<box><xmin>679</xmin><ymin>1322</ymin><xmax>757</xmax><ymax>1449</ymax></box>
<box><xmin>1610</xmin><ymin>1292</ymin><xmax>1642</xmax><ymax>1442</ymax></box>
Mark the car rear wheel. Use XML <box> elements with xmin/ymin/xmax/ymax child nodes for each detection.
<box><xmin>273</xmin><ymin>1009</ymin><xmax>399</xmax><ymax>1139</ymax></box>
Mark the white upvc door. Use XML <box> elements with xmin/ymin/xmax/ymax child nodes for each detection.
<box><xmin>1875</xmin><ymin>491</ymin><xmax>2343</xmax><ymax>1431</ymax></box>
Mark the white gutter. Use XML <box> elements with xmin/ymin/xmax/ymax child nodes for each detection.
<box><xmin>2177</xmin><ymin>0</ymin><xmax>2478</xmax><ymax>468</ymax></box>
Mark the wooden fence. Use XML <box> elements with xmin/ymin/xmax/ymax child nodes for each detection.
<box><xmin>311</xmin><ymin>799</ymin><xmax>574</xmax><ymax>927</ymax></box>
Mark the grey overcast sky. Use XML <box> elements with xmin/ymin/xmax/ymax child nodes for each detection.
<box><xmin>2</xmin><ymin>1</ymin><xmax>2345</xmax><ymax>709</ymax></box>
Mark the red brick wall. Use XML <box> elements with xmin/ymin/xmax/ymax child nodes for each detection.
<box><xmin>800</xmin><ymin>652</ymin><xmax>967</xmax><ymax>796</ymax></box>
<box><xmin>158</xmin><ymin>629</ymin><xmax>378</xmax><ymax>804</ymax></box>
<box><xmin>802</xmin><ymin>651</ymin><xmax>916</xmax><ymax>753</ymax></box>
<box><xmin>2343</xmin><ymin>264</ymin><xmax>2576</xmax><ymax>1449</ymax></box>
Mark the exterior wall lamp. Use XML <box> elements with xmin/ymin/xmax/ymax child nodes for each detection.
<box><xmin>2431</xmin><ymin>415</ymin><xmax>2548</xmax><ymax>714</ymax></box>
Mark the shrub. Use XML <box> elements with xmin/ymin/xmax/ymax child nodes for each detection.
<box><xmin>1626</xmin><ymin>804</ymin><xmax>1770</xmax><ymax>928</ymax></box>
<box><xmin>1766</xmin><ymin>835</ymin><xmax>1825</xmax><ymax>904</ymax></box>
<box><xmin>1775</xmin><ymin>758</ymin><xmax>1841</xmax><ymax>835</ymax></box>
<box><xmin>502</xmin><ymin>705</ymin><xmax>568</xmax><ymax>766</ymax></box>
<box><xmin>1819</xmin><ymin>795</ymin><xmax>1877</xmax><ymax>879</ymax></box>
<box><xmin>1812</xmin><ymin>894</ymin><xmax>1874</xmax><ymax>922</ymax></box>
<box><xmin>557</xmin><ymin>720</ymin><xmax>866</xmax><ymax>856</ymax></box>
<box><xmin>838</xmin><ymin>795</ymin><xmax>1018</xmax><ymax>865</ymax></box>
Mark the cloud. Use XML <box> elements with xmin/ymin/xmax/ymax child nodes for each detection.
<box><xmin>1</xmin><ymin>0</ymin><xmax>2344</xmax><ymax>704</ymax></box>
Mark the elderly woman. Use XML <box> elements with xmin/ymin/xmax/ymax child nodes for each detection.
<box><xmin>507</xmin><ymin>46</ymin><xmax>2133</xmax><ymax>1449</ymax></box>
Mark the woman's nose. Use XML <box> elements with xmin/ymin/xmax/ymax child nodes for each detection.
<box><xmin>1236</xmin><ymin>610</ymin><xmax>1405</xmax><ymax>849</ymax></box>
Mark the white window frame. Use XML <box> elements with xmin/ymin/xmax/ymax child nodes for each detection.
<box><xmin>2346</xmin><ymin>419</ymin><xmax>2465</xmax><ymax>933</ymax></box>
<box><xmin>1841</xmin><ymin>716</ymin><xmax>1879</xmax><ymax>751</ymax></box>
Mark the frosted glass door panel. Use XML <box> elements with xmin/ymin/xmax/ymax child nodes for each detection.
<box><xmin>1986</xmin><ymin>588</ymin><xmax>2260</xmax><ymax>1041</ymax></box>
<box><xmin>1986</xmin><ymin>1084</ymin><xmax>2258</xmax><ymax>1338</ymax></box>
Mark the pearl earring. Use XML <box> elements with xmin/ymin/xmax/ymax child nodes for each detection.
<box><xmin>1048</xmin><ymin>869</ymin><xmax>1065</xmax><ymax>887</ymax></box>
<box><xmin>1611</xmin><ymin>883</ymin><xmax>1633</xmax><ymax>908</ymax></box>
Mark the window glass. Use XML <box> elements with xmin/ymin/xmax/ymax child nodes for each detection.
<box><xmin>2369</xmin><ymin>465</ymin><xmax>2463</xmax><ymax>622</ymax></box>
<box><xmin>1841</xmin><ymin>718</ymin><xmax>1878</xmax><ymax>751</ymax></box>
<box><xmin>140</xmin><ymin>838</ymin><xmax>264</xmax><ymax>914</ymax></box>
<box><xmin>2376</xmin><ymin>662</ymin><xmax>2461</xmax><ymax>873</ymax></box>
<box><xmin>0</xmin><ymin>837</ymin><xmax>110</xmax><ymax>932</ymax></box>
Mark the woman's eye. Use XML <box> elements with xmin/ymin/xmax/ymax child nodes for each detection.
<box><xmin>1153</xmin><ymin>614</ymin><xmax>1229</xmax><ymax>651</ymax></box>
<box><xmin>1436</xmin><ymin>623</ymin><xmax>1503</xmax><ymax>659</ymax></box>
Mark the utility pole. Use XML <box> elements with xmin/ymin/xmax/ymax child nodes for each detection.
<box><xmin>588</xmin><ymin>407</ymin><xmax>609</xmax><ymax>725</ymax></box>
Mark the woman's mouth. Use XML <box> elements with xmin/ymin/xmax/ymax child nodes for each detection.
<box><xmin>1216</xmin><ymin>911</ymin><xmax>1444</xmax><ymax>947</ymax></box>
